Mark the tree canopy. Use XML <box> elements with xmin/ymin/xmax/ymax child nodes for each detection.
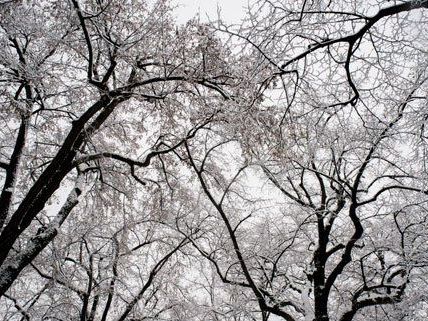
<box><xmin>0</xmin><ymin>0</ymin><xmax>427</xmax><ymax>320</ymax></box>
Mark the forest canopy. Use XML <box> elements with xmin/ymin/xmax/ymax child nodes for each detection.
<box><xmin>0</xmin><ymin>0</ymin><xmax>427</xmax><ymax>320</ymax></box>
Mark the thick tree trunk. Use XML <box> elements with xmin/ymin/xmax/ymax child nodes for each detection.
<box><xmin>0</xmin><ymin>180</ymin><xmax>82</xmax><ymax>296</ymax></box>
<box><xmin>0</xmin><ymin>96</ymin><xmax>115</xmax><ymax>267</ymax></box>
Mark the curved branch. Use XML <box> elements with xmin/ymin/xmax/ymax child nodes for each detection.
<box><xmin>281</xmin><ymin>0</ymin><xmax>428</xmax><ymax>70</ymax></box>
<box><xmin>186</xmin><ymin>143</ymin><xmax>296</xmax><ymax>321</ymax></box>
<box><xmin>71</xmin><ymin>0</ymin><xmax>103</xmax><ymax>89</ymax></box>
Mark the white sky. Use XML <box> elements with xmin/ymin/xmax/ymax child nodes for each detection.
<box><xmin>173</xmin><ymin>0</ymin><xmax>248</xmax><ymax>24</ymax></box>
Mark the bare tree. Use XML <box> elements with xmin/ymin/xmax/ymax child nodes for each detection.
<box><xmin>1</xmin><ymin>1</ymin><xmax>428</xmax><ymax>321</ymax></box>
<box><xmin>0</xmin><ymin>0</ymin><xmax>236</xmax><ymax>298</ymax></box>
<box><xmin>182</xmin><ymin>1</ymin><xmax>428</xmax><ymax>321</ymax></box>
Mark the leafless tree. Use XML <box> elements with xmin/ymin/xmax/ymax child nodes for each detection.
<box><xmin>0</xmin><ymin>0</ymin><xmax>235</xmax><ymax>299</ymax></box>
<box><xmin>182</xmin><ymin>1</ymin><xmax>428</xmax><ymax>320</ymax></box>
<box><xmin>1</xmin><ymin>1</ymin><xmax>428</xmax><ymax>321</ymax></box>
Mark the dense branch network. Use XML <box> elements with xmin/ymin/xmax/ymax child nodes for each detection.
<box><xmin>0</xmin><ymin>1</ymin><xmax>427</xmax><ymax>321</ymax></box>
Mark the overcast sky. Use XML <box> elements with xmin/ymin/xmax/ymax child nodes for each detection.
<box><xmin>173</xmin><ymin>0</ymin><xmax>248</xmax><ymax>24</ymax></box>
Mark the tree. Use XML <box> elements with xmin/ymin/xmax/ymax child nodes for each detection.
<box><xmin>181</xmin><ymin>0</ymin><xmax>428</xmax><ymax>320</ymax></box>
<box><xmin>0</xmin><ymin>0</ymin><xmax>237</xmax><ymax>300</ymax></box>
<box><xmin>1</xmin><ymin>1</ymin><xmax>428</xmax><ymax>321</ymax></box>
